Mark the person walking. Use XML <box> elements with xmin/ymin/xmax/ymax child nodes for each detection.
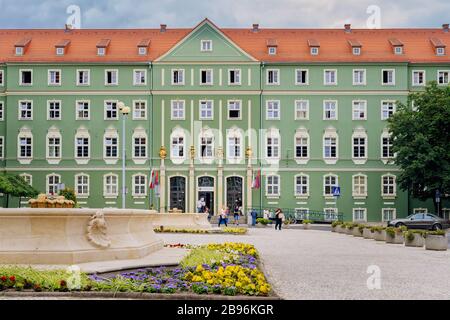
<box><xmin>233</xmin><ymin>202</ymin><xmax>241</xmax><ymax>226</ymax></box>
<box><xmin>218</xmin><ymin>206</ymin><xmax>228</xmax><ymax>227</ymax></box>
<box><xmin>275</xmin><ymin>208</ymin><xmax>284</xmax><ymax>231</ymax></box>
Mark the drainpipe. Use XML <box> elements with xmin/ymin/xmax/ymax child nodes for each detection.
<box><xmin>259</xmin><ymin>62</ymin><xmax>265</xmax><ymax>215</ymax></box>
<box><xmin>149</xmin><ymin>62</ymin><xmax>154</xmax><ymax>210</ymax></box>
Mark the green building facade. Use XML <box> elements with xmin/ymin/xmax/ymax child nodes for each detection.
<box><xmin>0</xmin><ymin>19</ymin><xmax>449</xmax><ymax>222</ymax></box>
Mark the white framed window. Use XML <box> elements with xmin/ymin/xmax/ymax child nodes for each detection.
<box><xmin>19</xmin><ymin>69</ymin><xmax>33</xmax><ymax>86</ymax></box>
<box><xmin>227</xmin><ymin>136</ymin><xmax>241</xmax><ymax>159</ymax></box>
<box><xmin>394</xmin><ymin>46</ymin><xmax>403</xmax><ymax>55</ymax></box>
<box><xmin>97</xmin><ymin>47</ymin><xmax>106</xmax><ymax>56</ymax></box>
<box><xmin>324</xmin><ymin>208</ymin><xmax>338</xmax><ymax>221</ymax></box>
<box><xmin>171</xmin><ymin>132</ymin><xmax>185</xmax><ymax>159</ymax></box>
<box><xmin>353</xmin><ymin>208</ymin><xmax>367</xmax><ymax>222</ymax></box>
<box><xmin>201</xmin><ymin>40</ymin><xmax>212</xmax><ymax>52</ymax></box>
<box><xmin>47</xmin><ymin>100</ymin><xmax>61</xmax><ymax>120</ymax></box>
<box><xmin>310</xmin><ymin>47</ymin><xmax>319</xmax><ymax>55</ymax></box>
<box><xmin>199</xmin><ymin>100</ymin><xmax>213</xmax><ymax>120</ymax></box>
<box><xmin>75</xmin><ymin>135</ymin><xmax>90</xmax><ymax>159</ymax></box>
<box><xmin>20</xmin><ymin>174</ymin><xmax>32</xmax><ymax>186</ymax></box>
<box><xmin>0</xmin><ymin>136</ymin><xmax>4</xmax><ymax>159</ymax></box>
<box><xmin>138</xmin><ymin>47</ymin><xmax>147</xmax><ymax>56</ymax></box>
<box><xmin>266</xmin><ymin>100</ymin><xmax>280</xmax><ymax>120</ymax></box>
<box><xmin>295</xmin><ymin>208</ymin><xmax>310</xmax><ymax>220</ymax></box>
<box><xmin>294</xmin><ymin>132</ymin><xmax>309</xmax><ymax>160</ymax></box>
<box><xmin>104</xmin><ymin>101</ymin><xmax>118</xmax><ymax>120</ymax></box>
<box><xmin>133</xmin><ymin>69</ymin><xmax>147</xmax><ymax>85</ymax></box>
<box><xmin>132</xmin><ymin>174</ymin><xmax>147</xmax><ymax>197</ymax></box>
<box><xmin>352</xmin><ymin>135</ymin><xmax>367</xmax><ymax>160</ymax></box>
<box><xmin>171</xmin><ymin>100</ymin><xmax>185</xmax><ymax>120</ymax></box>
<box><xmin>382</xmin><ymin>174</ymin><xmax>396</xmax><ymax>197</ymax></box>
<box><xmin>324</xmin><ymin>69</ymin><xmax>337</xmax><ymax>85</ymax></box>
<box><xmin>48</xmin><ymin>69</ymin><xmax>61</xmax><ymax>86</ymax></box>
<box><xmin>0</xmin><ymin>102</ymin><xmax>4</xmax><ymax>121</ymax></box>
<box><xmin>381</xmin><ymin>132</ymin><xmax>394</xmax><ymax>159</ymax></box>
<box><xmin>436</xmin><ymin>47</ymin><xmax>445</xmax><ymax>56</ymax></box>
<box><xmin>228</xmin><ymin>69</ymin><xmax>241</xmax><ymax>85</ymax></box>
<box><xmin>412</xmin><ymin>70</ymin><xmax>425</xmax><ymax>86</ymax></box>
<box><xmin>295</xmin><ymin>69</ymin><xmax>309</xmax><ymax>85</ymax></box>
<box><xmin>200</xmin><ymin>69</ymin><xmax>213</xmax><ymax>85</ymax></box>
<box><xmin>133</xmin><ymin>132</ymin><xmax>147</xmax><ymax>159</ymax></box>
<box><xmin>266</xmin><ymin>128</ymin><xmax>280</xmax><ymax>160</ymax></box>
<box><xmin>227</xmin><ymin>100</ymin><xmax>241</xmax><ymax>120</ymax></box>
<box><xmin>382</xmin><ymin>208</ymin><xmax>396</xmax><ymax>222</ymax></box>
<box><xmin>46</xmin><ymin>174</ymin><xmax>61</xmax><ymax>195</ymax></box>
<box><xmin>353</xmin><ymin>69</ymin><xmax>366</xmax><ymax>85</ymax></box>
<box><xmin>413</xmin><ymin>208</ymin><xmax>428</xmax><ymax>214</ymax></box>
<box><xmin>172</xmin><ymin>69</ymin><xmax>185</xmax><ymax>85</ymax></box>
<box><xmin>76</xmin><ymin>101</ymin><xmax>90</xmax><ymax>120</ymax></box>
<box><xmin>268</xmin><ymin>47</ymin><xmax>277</xmax><ymax>55</ymax></box>
<box><xmin>105</xmin><ymin>69</ymin><xmax>118</xmax><ymax>86</ymax></box>
<box><xmin>323</xmin><ymin>174</ymin><xmax>338</xmax><ymax>197</ymax></box>
<box><xmin>266</xmin><ymin>175</ymin><xmax>280</xmax><ymax>197</ymax></box>
<box><xmin>133</xmin><ymin>101</ymin><xmax>147</xmax><ymax>120</ymax></box>
<box><xmin>199</xmin><ymin>131</ymin><xmax>214</xmax><ymax>159</ymax></box>
<box><xmin>295</xmin><ymin>174</ymin><xmax>309</xmax><ymax>197</ymax></box>
<box><xmin>104</xmin><ymin>174</ymin><xmax>118</xmax><ymax>197</ymax></box>
<box><xmin>295</xmin><ymin>100</ymin><xmax>309</xmax><ymax>120</ymax></box>
<box><xmin>0</xmin><ymin>70</ymin><xmax>4</xmax><ymax>86</ymax></box>
<box><xmin>352</xmin><ymin>100</ymin><xmax>367</xmax><ymax>120</ymax></box>
<box><xmin>56</xmin><ymin>47</ymin><xmax>65</xmax><ymax>56</ymax></box>
<box><xmin>266</xmin><ymin>69</ymin><xmax>279</xmax><ymax>85</ymax></box>
<box><xmin>15</xmin><ymin>47</ymin><xmax>24</xmax><ymax>56</ymax></box>
<box><xmin>76</xmin><ymin>69</ymin><xmax>90</xmax><ymax>86</ymax></box>
<box><xmin>352</xmin><ymin>174</ymin><xmax>367</xmax><ymax>197</ymax></box>
<box><xmin>382</xmin><ymin>69</ymin><xmax>395</xmax><ymax>85</ymax></box>
<box><xmin>323</xmin><ymin>136</ymin><xmax>337</xmax><ymax>159</ymax></box>
<box><xmin>323</xmin><ymin>100</ymin><xmax>338</xmax><ymax>120</ymax></box>
<box><xmin>18</xmin><ymin>129</ymin><xmax>33</xmax><ymax>160</ymax></box>
<box><xmin>352</xmin><ymin>47</ymin><xmax>361</xmax><ymax>56</ymax></box>
<box><xmin>437</xmin><ymin>70</ymin><xmax>449</xmax><ymax>85</ymax></box>
<box><xmin>46</xmin><ymin>132</ymin><xmax>61</xmax><ymax>160</ymax></box>
<box><xmin>18</xmin><ymin>101</ymin><xmax>33</xmax><ymax>120</ymax></box>
<box><xmin>104</xmin><ymin>136</ymin><xmax>118</xmax><ymax>159</ymax></box>
<box><xmin>381</xmin><ymin>101</ymin><xmax>396</xmax><ymax>120</ymax></box>
<box><xmin>75</xmin><ymin>174</ymin><xmax>89</xmax><ymax>197</ymax></box>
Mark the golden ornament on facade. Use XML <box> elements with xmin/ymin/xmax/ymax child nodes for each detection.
<box><xmin>246</xmin><ymin>147</ymin><xmax>252</xmax><ymax>159</ymax></box>
<box><xmin>190</xmin><ymin>146</ymin><xmax>195</xmax><ymax>159</ymax></box>
<box><xmin>159</xmin><ymin>146</ymin><xmax>167</xmax><ymax>159</ymax></box>
<box><xmin>216</xmin><ymin>146</ymin><xmax>224</xmax><ymax>159</ymax></box>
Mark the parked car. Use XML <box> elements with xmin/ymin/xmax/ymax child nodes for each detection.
<box><xmin>388</xmin><ymin>213</ymin><xmax>450</xmax><ymax>230</ymax></box>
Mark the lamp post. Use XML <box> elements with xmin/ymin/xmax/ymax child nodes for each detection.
<box><xmin>118</xmin><ymin>101</ymin><xmax>130</xmax><ymax>209</ymax></box>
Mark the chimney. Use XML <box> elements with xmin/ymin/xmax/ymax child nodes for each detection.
<box><xmin>160</xmin><ymin>24</ymin><xmax>167</xmax><ymax>32</ymax></box>
<box><xmin>252</xmin><ymin>24</ymin><xmax>259</xmax><ymax>32</ymax></box>
<box><xmin>344</xmin><ymin>24</ymin><xmax>351</xmax><ymax>33</ymax></box>
<box><xmin>443</xmin><ymin>24</ymin><xmax>449</xmax><ymax>32</ymax></box>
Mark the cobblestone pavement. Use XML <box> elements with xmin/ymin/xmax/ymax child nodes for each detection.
<box><xmin>160</xmin><ymin>228</ymin><xmax>450</xmax><ymax>300</ymax></box>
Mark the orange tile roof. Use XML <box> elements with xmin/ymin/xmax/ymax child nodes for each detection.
<box><xmin>0</xmin><ymin>26</ymin><xmax>449</xmax><ymax>64</ymax></box>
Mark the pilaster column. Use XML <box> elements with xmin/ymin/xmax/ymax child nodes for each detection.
<box><xmin>246</xmin><ymin>147</ymin><xmax>253</xmax><ymax>211</ymax></box>
<box><xmin>159</xmin><ymin>147</ymin><xmax>167</xmax><ymax>213</ymax></box>
<box><xmin>217</xmin><ymin>146</ymin><xmax>224</xmax><ymax>216</ymax></box>
<box><xmin>189</xmin><ymin>146</ymin><xmax>195</xmax><ymax>213</ymax></box>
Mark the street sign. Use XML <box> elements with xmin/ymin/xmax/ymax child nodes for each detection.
<box><xmin>436</xmin><ymin>190</ymin><xmax>441</xmax><ymax>203</ymax></box>
<box><xmin>332</xmin><ymin>186</ymin><xmax>341</xmax><ymax>197</ymax></box>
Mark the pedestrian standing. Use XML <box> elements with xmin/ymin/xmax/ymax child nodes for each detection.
<box><xmin>233</xmin><ymin>203</ymin><xmax>240</xmax><ymax>226</ymax></box>
<box><xmin>275</xmin><ymin>208</ymin><xmax>284</xmax><ymax>231</ymax></box>
<box><xmin>251</xmin><ymin>209</ymin><xmax>257</xmax><ymax>227</ymax></box>
<box><xmin>218</xmin><ymin>206</ymin><xmax>228</xmax><ymax>227</ymax></box>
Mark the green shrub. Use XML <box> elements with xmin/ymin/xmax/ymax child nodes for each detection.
<box><xmin>303</xmin><ymin>220</ymin><xmax>313</xmax><ymax>225</ymax></box>
<box><xmin>58</xmin><ymin>188</ymin><xmax>77</xmax><ymax>205</ymax></box>
<box><xmin>358</xmin><ymin>225</ymin><xmax>366</xmax><ymax>233</ymax></box>
<box><xmin>256</xmin><ymin>218</ymin><xmax>271</xmax><ymax>225</ymax></box>
<box><xmin>370</xmin><ymin>226</ymin><xmax>384</xmax><ymax>233</ymax></box>
<box><xmin>424</xmin><ymin>230</ymin><xmax>446</xmax><ymax>238</ymax></box>
<box><xmin>331</xmin><ymin>221</ymin><xmax>342</xmax><ymax>228</ymax></box>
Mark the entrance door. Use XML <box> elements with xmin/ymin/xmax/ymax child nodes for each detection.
<box><xmin>198</xmin><ymin>176</ymin><xmax>214</xmax><ymax>214</ymax></box>
<box><xmin>226</xmin><ymin>176</ymin><xmax>243</xmax><ymax>209</ymax></box>
<box><xmin>169</xmin><ymin>176</ymin><xmax>186</xmax><ymax>212</ymax></box>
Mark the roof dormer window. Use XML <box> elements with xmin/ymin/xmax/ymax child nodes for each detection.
<box><xmin>55</xmin><ymin>39</ymin><xmax>70</xmax><ymax>56</ymax></box>
<box><xmin>389</xmin><ymin>38</ymin><xmax>404</xmax><ymax>55</ymax></box>
<box><xmin>352</xmin><ymin>47</ymin><xmax>361</xmax><ymax>55</ymax></box>
<box><xmin>308</xmin><ymin>39</ymin><xmax>320</xmax><ymax>56</ymax></box>
<box><xmin>436</xmin><ymin>47</ymin><xmax>446</xmax><ymax>56</ymax></box>
<box><xmin>394</xmin><ymin>46</ymin><xmax>403</xmax><ymax>55</ymax></box>
<box><xmin>201</xmin><ymin>40</ymin><xmax>212</xmax><ymax>52</ymax></box>
<box><xmin>96</xmin><ymin>39</ymin><xmax>111</xmax><ymax>56</ymax></box>
<box><xmin>15</xmin><ymin>47</ymin><xmax>24</xmax><ymax>56</ymax></box>
<box><xmin>15</xmin><ymin>38</ymin><xmax>31</xmax><ymax>56</ymax></box>
<box><xmin>430</xmin><ymin>37</ymin><xmax>446</xmax><ymax>56</ymax></box>
<box><xmin>56</xmin><ymin>47</ymin><xmax>65</xmax><ymax>56</ymax></box>
<box><xmin>268</xmin><ymin>47</ymin><xmax>277</xmax><ymax>55</ymax></box>
<box><xmin>266</xmin><ymin>39</ymin><xmax>278</xmax><ymax>55</ymax></box>
<box><xmin>137</xmin><ymin>39</ymin><xmax>150</xmax><ymax>56</ymax></box>
<box><xmin>348</xmin><ymin>39</ymin><xmax>362</xmax><ymax>55</ymax></box>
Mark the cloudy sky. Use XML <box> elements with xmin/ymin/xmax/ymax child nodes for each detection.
<box><xmin>0</xmin><ymin>0</ymin><xmax>448</xmax><ymax>29</ymax></box>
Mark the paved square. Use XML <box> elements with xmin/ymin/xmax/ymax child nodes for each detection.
<box><xmin>160</xmin><ymin>228</ymin><xmax>450</xmax><ymax>300</ymax></box>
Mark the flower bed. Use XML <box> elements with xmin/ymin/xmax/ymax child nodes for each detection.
<box><xmin>0</xmin><ymin>243</ymin><xmax>271</xmax><ymax>297</ymax></box>
<box><xmin>154</xmin><ymin>227</ymin><xmax>248</xmax><ymax>235</ymax></box>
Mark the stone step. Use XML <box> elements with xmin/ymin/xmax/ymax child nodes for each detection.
<box><xmin>210</xmin><ymin>215</ymin><xmax>248</xmax><ymax>224</ymax></box>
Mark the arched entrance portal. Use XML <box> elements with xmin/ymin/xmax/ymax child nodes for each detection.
<box><xmin>198</xmin><ymin>176</ymin><xmax>214</xmax><ymax>215</ymax></box>
<box><xmin>169</xmin><ymin>176</ymin><xmax>186</xmax><ymax>212</ymax></box>
<box><xmin>226</xmin><ymin>176</ymin><xmax>243</xmax><ymax>210</ymax></box>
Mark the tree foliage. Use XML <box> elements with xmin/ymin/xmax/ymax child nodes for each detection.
<box><xmin>0</xmin><ymin>174</ymin><xmax>39</xmax><ymax>199</ymax></box>
<box><xmin>58</xmin><ymin>187</ymin><xmax>77</xmax><ymax>205</ymax></box>
<box><xmin>388</xmin><ymin>82</ymin><xmax>450</xmax><ymax>208</ymax></box>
